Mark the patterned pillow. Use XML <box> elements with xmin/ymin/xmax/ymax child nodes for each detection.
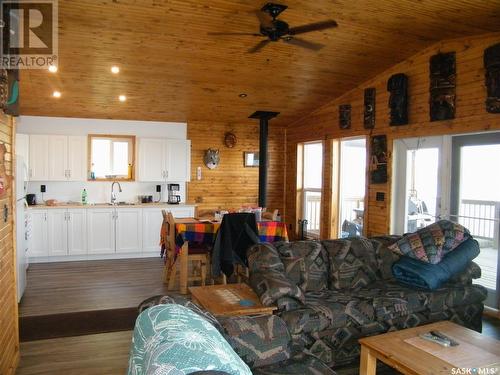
<box><xmin>274</xmin><ymin>241</ymin><xmax>329</xmax><ymax>292</ymax></box>
<box><xmin>128</xmin><ymin>304</ymin><xmax>252</xmax><ymax>375</ymax></box>
<box><xmin>388</xmin><ymin>220</ymin><xmax>470</xmax><ymax>264</ymax></box>
<box><xmin>322</xmin><ymin>238</ymin><xmax>380</xmax><ymax>290</ymax></box>
<box><xmin>281</xmin><ymin>256</ymin><xmax>307</xmax><ymax>290</ymax></box>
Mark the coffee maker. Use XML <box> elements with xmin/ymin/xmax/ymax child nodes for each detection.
<box><xmin>167</xmin><ymin>184</ymin><xmax>181</xmax><ymax>204</ymax></box>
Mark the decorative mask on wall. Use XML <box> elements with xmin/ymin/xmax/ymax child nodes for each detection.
<box><xmin>484</xmin><ymin>43</ymin><xmax>500</xmax><ymax>114</ymax></box>
<box><xmin>364</xmin><ymin>88</ymin><xmax>376</xmax><ymax>129</ymax></box>
<box><xmin>387</xmin><ymin>73</ymin><xmax>409</xmax><ymax>126</ymax></box>
<box><xmin>339</xmin><ymin>104</ymin><xmax>351</xmax><ymax>129</ymax></box>
<box><xmin>204</xmin><ymin>148</ymin><xmax>220</xmax><ymax>169</ymax></box>
<box><xmin>429</xmin><ymin>52</ymin><xmax>456</xmax><ymax>121</ymax></box>
<box><xmin>0</xmin><ymin>69</ymin><xmax>19</xmax><ymax>116</ymax></box>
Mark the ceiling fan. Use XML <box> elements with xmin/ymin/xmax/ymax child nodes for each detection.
<box><xmin>209</xmin><ymin>3</ymin><xmax>338</xmax><ymax>53</ymax></box>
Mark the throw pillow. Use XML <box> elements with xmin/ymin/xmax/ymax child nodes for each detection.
<box><xmin>388</xmin><ymin>220</ymin><xmax>470</xmax><ymax>264</ymax></box>
<box><xmin>281</xmin><ymin>256</ymin><xmax>307</xmax><ymax>290</ymax></box>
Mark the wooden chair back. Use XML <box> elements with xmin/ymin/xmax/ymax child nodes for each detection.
<box><xmin>161</xmin><ymin>210</ymin><xmax>176</xmax><ymax>256</ymax></box>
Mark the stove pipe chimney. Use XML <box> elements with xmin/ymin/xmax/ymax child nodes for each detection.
<box><xmin>249</xmin><ymin>111</ymin><xmax>280</xmax><ymax>208</ymax></box>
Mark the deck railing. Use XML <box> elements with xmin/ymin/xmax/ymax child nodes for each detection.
<box><xmin>340</xmin><ymin>197</ymin><xmax>364</xmax><ymax>225</ymax></box>
<box><xmin>305</xmin><ymin>193</ymin><xmax>321</xmax><ymax>237</ymax></box>
<box><xmin>458</xmin><ymin>199</ymin><xmax>500</xmax><ymax>243</ymax></box>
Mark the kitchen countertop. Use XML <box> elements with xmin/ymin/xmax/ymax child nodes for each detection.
<box><xmin>28</xmin><ymin>202</ymin><xmax>197</xmax><ymax>209</ymax></box>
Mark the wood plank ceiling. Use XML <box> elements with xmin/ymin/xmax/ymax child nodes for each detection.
<box><xmin>20</xmin><ymin>0</ymin><xmax>500</xmax><ymax>126</ymax></box>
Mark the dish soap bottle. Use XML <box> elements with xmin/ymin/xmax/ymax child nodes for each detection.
<box><xmin>81</xmin><ymin>188</ymin><xmax>88</xmax><ymax>205</ymax></box>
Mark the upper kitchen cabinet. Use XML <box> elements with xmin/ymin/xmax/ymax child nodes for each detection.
<box><xmin>138</xmin><ymin>138</ymin><xmax>191</xmax><ymax>182</ymax></box>
<box><xmin>29</xmin><ymin>135</ymin><xmax>49</xmax><ymax>180</ymax></box>
<box><xmin>28</xmin><ymin>134</ymin><xmax>87</xmax><ymax>181</ymax></box>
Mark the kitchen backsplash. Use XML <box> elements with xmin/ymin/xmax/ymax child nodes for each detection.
<box><xmin>26</xmin><ymin>181</ymin><xmax>186</xmax><ymax>204</ymax></box>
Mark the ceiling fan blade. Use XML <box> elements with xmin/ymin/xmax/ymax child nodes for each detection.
<box><xmin>248</xmin><ymin>39</ymin><xmax>271</xmax><ymax>53</ymax></box>
<box><xmin>288</xmin><ymin>20</ymin><xmax>338</xmax><ymax>35</ymax></box>
<box><xmin>284</xmin><ymin>37</ymin><xmax>324</xmax><ymax>51</ymax></box>
<box><xmin>255</xmin><ymin>10</ymin><xmax>272</xmax><ymax>27</ymax></box>
<box><xmin>207</xmin><ymin>32</ymin><xmax>262</xmax><ymax>36</ymax></box>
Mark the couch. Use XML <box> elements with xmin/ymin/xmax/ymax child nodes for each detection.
<box><xmin>129</xmin><ymin>295</ymin><xmax>336</xmax><ymax>375</ymax></box>
<box><xmin>247</xmin><ymin>236</ymin><xmax>487</xmax><ymax>368</ymax></box>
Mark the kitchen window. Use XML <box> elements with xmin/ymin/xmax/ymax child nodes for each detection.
<box><xmin>88</xmin><ymin>135</ymin><xmax>135</xmax><ymax>180</ymax></box>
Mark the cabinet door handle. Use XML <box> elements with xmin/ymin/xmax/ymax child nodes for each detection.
<box><xmin>29</xmin><ymin>169</ymin><xmax>32</xmax><ymax>178</ymax></box>
<box><xmin>165</xmin><ymin>170</ymin><xmax>169</xmax><ymax>178</ymax></box>
<box><xmin>68</xmin><ymin>170</ymin><xmax>71</xmax><ymax>178</ymax></box>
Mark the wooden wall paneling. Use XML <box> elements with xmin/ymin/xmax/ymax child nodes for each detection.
<box><xmin>0</xmin><ymin>114</ymin><xmax>19</xmax><ymax>375</ymax></box>
<box><xmin>286</xmin><ymin>32</ymin><xmax>500</xmax><ymax>238</ymax></box>
<box><xmin>187</xmin><ymin>121</ymin><xmax>286</xmax><ymax>216</ymax></box>
<box><xmin>18</xmin><ymin>1</ymin><xmax>500</xmax><ymax>127</ymax></box>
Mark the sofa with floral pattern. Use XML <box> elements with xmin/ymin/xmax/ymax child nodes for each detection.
<box><xmin>247</xmin><ymin>235</ymin><xmax>487</xmax><ymax>369</ymax></box>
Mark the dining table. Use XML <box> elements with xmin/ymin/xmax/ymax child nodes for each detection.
<box><xmin>169</xmin><ymin>217</ymin><xmax>289</xmax><ymax>294</ymax></box>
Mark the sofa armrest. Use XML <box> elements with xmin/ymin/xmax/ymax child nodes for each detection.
<box><xmin>218</xmin><ymin>314</ymin><xmax>292</xmax><ymax>369</ymax></box>
<box><xmin>249</xmin><ymin>270</ymin><xmax>305</xmax><ymax>306</ymax></box>
<box><xmin>449</xmin><ymin>261</ymin><xmax>481</xmax><ymax>285</ymax></box>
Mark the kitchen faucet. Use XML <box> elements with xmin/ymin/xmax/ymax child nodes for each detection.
<box><xmin>111</xmin><ymin>181</ymin><xmax>122</xmax><ymax>205</ymax></box>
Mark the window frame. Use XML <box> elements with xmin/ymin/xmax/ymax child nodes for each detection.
<box><xmin>297</xmin><ymin>140</ymin><xmax>324</xmax><ymax>239</ymax></box>
<box><xmin>87</xmin><ymin>134</ymin><xmax>136</xmax><ymax>181</ymax></box>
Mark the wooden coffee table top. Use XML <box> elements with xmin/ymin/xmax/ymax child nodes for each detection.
<box><xmin>359</xmin><ymin>321</ymin><xmax>500</xmax><ymax>375</ymax></box>
<box><xmin>188</xmin><ymin>283</ymin><xmax>276</xmax><ymax>317</ymax></box>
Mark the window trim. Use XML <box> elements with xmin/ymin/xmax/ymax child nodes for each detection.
<box><xmin>87</xmin><ymin>134</ymin><xmax>136</xmax><ymax>181</ymax></box>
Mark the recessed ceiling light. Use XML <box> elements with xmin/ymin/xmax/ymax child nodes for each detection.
<box><xmin>111</xmin><ymin>66</ymin><xmax>120</xmax><ymax>74</ymax></box>
<box><xmin>48</xmin><ymin>65</ymin><xmax>58</xmax><ymax>73</ymax></box>
<box><xmin>52</xmin><ymin>91</ymin><xmax>61</xmax><ymax>98</ymax></box>
<box><xmin>239</xmin><ymin>93</ymin><xmax>248</xmax><ymax>98</ymax></box>
<box><xmin>119</xmin><ymin>95</ymin><xmax>127</xmax><ymax>102</ymax></box>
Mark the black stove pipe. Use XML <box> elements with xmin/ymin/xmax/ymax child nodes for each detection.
<box><xmin>249</xmin><ymin>111</ymin><xmax>279</xmax><ymax>208</ymax></box>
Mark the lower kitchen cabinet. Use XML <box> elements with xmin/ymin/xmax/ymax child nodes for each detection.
<box><xmin>29</xmin><ymin>209</ymin><xmax>48</xmax><ymax>257</ymax></box>
<box><xmin>87</xmin><ymin>208</ymin><xmax>115</xmax><ymax>255</ymax></box>
<box><xmin>115</xmin><ymin>208</ymin><xmax>143</xmax><ymax>253</ymax></box>
<box><xmin>29</xmin><ymin>205</ymin><xmax>195</xmax><ymax>261</ymax></box>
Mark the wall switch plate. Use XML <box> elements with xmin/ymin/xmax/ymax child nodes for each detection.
<box><xmin>196</xmin><ymin>166</ymin><xmax>202</xmax><ymax>180</ymax></box>
<box><xmin>156</xmin><ymin>185</ymin><xmax>161</xmax><ymax>192</ymax></box>
<box><xmin>40</xmin><ymin>185</ymin><xmax>46</xmax><ymax>193</ymax></box>
<box><xmin>376</xmin><ymin>192</ymin><xmax>385</xmax><ymax>201</ymax></box>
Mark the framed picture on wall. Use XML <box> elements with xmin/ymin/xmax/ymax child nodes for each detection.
<box><xmin>244</xmin><ymin>151</ymin><xmax>260</xmax><ymax>167</ymax></box>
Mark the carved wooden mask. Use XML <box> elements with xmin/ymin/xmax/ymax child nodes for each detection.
<box><xmin>364</xmin><ymin>88</ymin><xmax>376</xmax><ymax>129</ymax></box>
<box><xmin>387</xmin><ymin>73</ymin><xmax>409</xmax><ymax>126</ymax></box>
<box><xmin>484</xmin><ymin>43</ymin><xmax>500</xmax><ymax>114</ymax></box>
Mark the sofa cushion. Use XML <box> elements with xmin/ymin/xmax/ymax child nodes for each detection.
<box><xmin>274</xmin><ymin>241</ymin><xmax>329</xmax><ymax>292</ymax></box>
<box><xmin>370</xmin><ymin>235</ymin><xmax>402</xmax><ymax>280</ymax></box>
<box><xmin>388</xmin><ymin>220</ymin><xmax>470</xmax><ymax>264</ymax></box>
<box><xmin>280</xmin><ymin>290</ymin><xmax>375</xmax><ymax>335</ymax></box>
<box><xmin>128</xmin><ymin>304</ymin><xmax>252</xmax><ymax>375</ymax></box>
<box><xmin>218</xmin><ymin>315</ymin><xmax>291</xmax><ymax>369</ymax></box>
<box><xmin>322</xmin><ymin>238</ymin><xmax>381</xmax><ymax>290</ymax></box>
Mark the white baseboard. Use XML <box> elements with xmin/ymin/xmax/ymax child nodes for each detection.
<box><xmin>29</xmin><ymin>251</ymin><xmax>160</xmax><ymax>263</ymax></box>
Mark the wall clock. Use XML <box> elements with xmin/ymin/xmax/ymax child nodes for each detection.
<box><xmin>224</xmin><ymin>132</ymin><xmax>237</xmax><ymax>148</ymax></box>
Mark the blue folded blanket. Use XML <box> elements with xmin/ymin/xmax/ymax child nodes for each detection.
<box><xmin>392</xmin><ymin>238</ymin><xmax>480</xmax><ymax>290</ymax></box>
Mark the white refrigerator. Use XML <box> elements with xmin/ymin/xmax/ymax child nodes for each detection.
<box><xmin>15</xmin><ymin>156</ymin><xmax>29</xmax><ymax>302</ymax></box>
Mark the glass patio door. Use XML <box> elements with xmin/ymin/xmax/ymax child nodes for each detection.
<box><xmin>450</xmin><ymin>133</ymin><xmax>500</xmax><ymax>309</ymax></box>
<box><xmin>391</xmin><ymin>136</ymin><xmax>446</xmax><ymax>234</ymax></box>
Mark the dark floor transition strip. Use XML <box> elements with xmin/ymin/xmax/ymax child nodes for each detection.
<box><xmin>19</xmin><ymin>307</ymin><xmax>138</xmax><ymax>342</ymax></box>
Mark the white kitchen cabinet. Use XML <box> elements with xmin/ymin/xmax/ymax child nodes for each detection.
<box><xmin>67</xmin><ymin>136</ymin><xmax>87</xmax><ymax>181</ymax></box>
<box><xmin>47</xmin><ymin>209</ymin><xmax>68</xmax><ymax>256</ymax></box>
<box><xmin>68</xmin><ymin>209</ymin><xmax>87</xmax><ymax>255</ymax></box>
<box><xmin>166</xmin><ymin>139</ymin><xmax>191</xmax><ymax>181</ymax></box>
<box><xmin>87</xmin><ymin>208</ymin><xmax>115</xmax><ymax>254</ymax></box>
<box><xmin>138</xmin><ymin>138</ymin><xmax>191</xmax><ymax>182</ymax></box>
<box><xmin>115</xmin><ymin>208</ymin><xmax>142</xmax><ymax>253</ymax></box>
<box><xmin>138</xmin><ymin>138</ymin><xmax>165</xmax><ymax>182</ymax></box>
<box><xmin>142</xmin><ymin>208</ymin><xmax>163</xmax><ymax>253</ymax></box>
<box><xmin>48</xmin><ymin>135</ymin><xmax>69</xmax><ymax>181</ymax></box>
<box><xmin>29</xmin><ymin>135</ymin><xmax>49</xmax><ymax>181</ymax></box>
<box><xmin>29</xmin><ymin>209</ymin><xmax>48</xmax><ymax>257</ymax></box>
<box><xmin>16</xmin><ymin>133</ymin><xmax>30</xmax><ymax>168</ymax></box>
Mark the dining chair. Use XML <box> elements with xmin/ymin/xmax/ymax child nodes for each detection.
<box><xmin>161</xmin><ymin>210</ymin><xmax>210</xmax><ymax>290</ymax></box>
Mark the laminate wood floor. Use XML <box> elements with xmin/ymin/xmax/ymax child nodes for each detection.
<box><xmin>16</xmin><ymin>331</ymin><xmax>132</xmax><ymax>375</ymax></box>
<box><xmin>19</xmin><ymin>258</ymin><xmax>170</xmax><ymax>317</ymax></box>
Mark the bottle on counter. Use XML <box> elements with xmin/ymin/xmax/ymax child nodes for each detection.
<box><xmin>81</xmin><ymin>188</ymin><xmax>88</xmax><ymax>205</ymax></box>
<box><xmin>90</xmin><ymin>163</ymin><xmax>96</xmax><ymax>180</ymax></box>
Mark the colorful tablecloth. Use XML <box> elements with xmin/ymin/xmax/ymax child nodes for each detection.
<box><xmin>174</xmin><ymin>220</ymin><xmax>288</xmax><ymax>254</ymax></box>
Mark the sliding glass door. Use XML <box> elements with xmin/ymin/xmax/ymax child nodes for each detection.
<box><xmin>450</xmin><ymin>133</ymin><xmax>500</xmax><ymax>309</ymax></box>
<box><xmin>392</xmin><ymin>133</ymin><xmax>500</xmax><ymax>309</ymax></box>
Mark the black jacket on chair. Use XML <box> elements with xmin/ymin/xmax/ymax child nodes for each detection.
<box><xmin>211</xmin><ymin>213</ymin><xmax>260</xmax><ymax>278</ymax></box>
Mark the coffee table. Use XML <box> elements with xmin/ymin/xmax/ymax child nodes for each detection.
<box><xmin>188</xmin><ymin>283</ymin><xmax>276</xmax><ymax>317</ymax></box>
<box><xmin>359</xmin><ymin>321</ymin><xmax>500</xmax><ymax>375</ymax></box>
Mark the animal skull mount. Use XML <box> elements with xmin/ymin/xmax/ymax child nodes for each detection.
<box><xmin>204</xmin><ymin>148</ymin><xmax>220</xmax><ymax>170</ymax></box>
